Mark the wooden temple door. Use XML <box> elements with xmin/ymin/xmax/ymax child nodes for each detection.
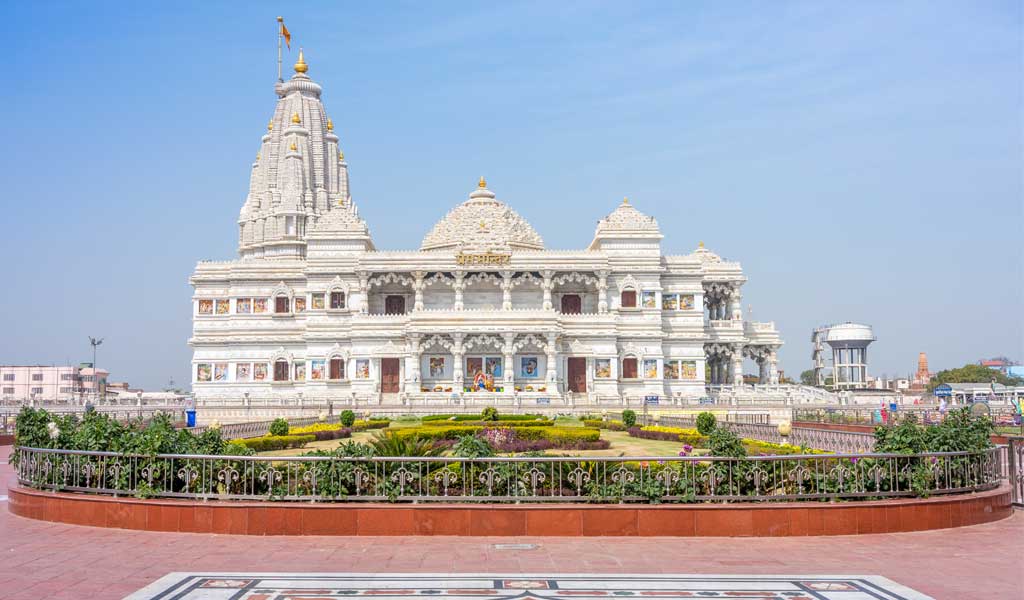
<box><xmin>560</xmin><ymin>294</ymin><xmax>582</xmax><ymax>314</ymax></box>
<box><xmin>380</xmin><ymin>358</ymin><xmax>400</xmax><ymax>393</ymax></box>
<box><xmin>385</xmin><ymin>295</ymin><xmax>406</xmax><ymax>315</ymax></box>
<box><xmin>567</xmin><ymin>357</ymin><xmax>587</xmax><ymax>393</ymax></box>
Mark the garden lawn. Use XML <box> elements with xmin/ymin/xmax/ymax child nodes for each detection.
<box><xmin>538</xmin><ymin>430</ymin><xmax>687</xmax><ymax>457</ymax></box>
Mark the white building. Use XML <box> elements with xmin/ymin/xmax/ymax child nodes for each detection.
<box><xmin>189</xmin><ymin>52</ymin><xmax>783</xmax><ymax>407</ymax></box>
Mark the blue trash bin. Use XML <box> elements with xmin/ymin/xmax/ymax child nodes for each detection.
<box><xmin>186</xmin><ymin>409</ymin><xmax>197</xmax><ymax>428</ymax></box>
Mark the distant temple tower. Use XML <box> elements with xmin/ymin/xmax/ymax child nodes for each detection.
<box><xmin>911</xmin><ymin>352</ymin><xmax>933</xmax><ymax>391</ymax></box>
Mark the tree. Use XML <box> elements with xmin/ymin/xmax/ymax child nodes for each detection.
<box><xmin>928</xmin><ymin>364</ymin><xmax>1024</xmax><ymax>391</ymax></box>
<box><xmin>800</xmin><ymin>369</ymin><xmax>816</xmax><ymax>386</ymax></box>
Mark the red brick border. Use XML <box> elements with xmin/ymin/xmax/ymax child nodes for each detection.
<box><xmin>7</xmin><ymin>481</ymin><xmax>1012</xmax><ymax>536</ymax></box>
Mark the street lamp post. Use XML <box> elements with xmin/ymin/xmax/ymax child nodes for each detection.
<box><xmin>89</xmin><ymin>337</ymin><xmax>103</xmax><ymax>405</ymax></box>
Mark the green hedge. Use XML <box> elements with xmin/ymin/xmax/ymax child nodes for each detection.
<box><xmin>232</xmin><ymin>434</ymin><xmax>316</xmax><ymax>452</ymax></box>
<box><xmin>391</xmin><ymin>425</ymin><xmax>600</xmax><ymax>444</ymax></box>
<box><xmin>351</xmin><ymin>419</ymin><xmax>390</xmax><ymax>431</ymax></box>
<box><xmin>420</xmin><ymin>419</ymin><xmax>554</xmax><ymax>427</ymax></box>
<box><xmin>421</xmin><ymin>414</ymin><xmax>547</xmax><ymax>422</ymax></box>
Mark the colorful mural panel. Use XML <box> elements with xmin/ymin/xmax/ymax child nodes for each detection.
<box><xmin>310</xmin><ymin>360</ymin><xmax>325</xmax><ymax>380</ymax></box>
<box><xmin>235</xmin><ymin>363</ymin><xmax>251</xmax><ymax>381</ymax></box>
<box><xmin>253</xmin><ymin>363</ymin><xmax>267</xmax><ymax>381</ymax></box>
<box><xmin>595</xmin><ymin>358</ymin><xmax>611</xmax><ymax>378</ymax></box>
<box><xmin>681</xmin><ymin>360</ymin><xmax>697</xmax><ymax>380</ymax></box>
<box><xmin>198</xmin><ymin>300</ymin><xmax>213</xmax><ymax>315</ymax></box>
<box><xmin>196</xmin><ymin>363</ymin><xmax>212</xmax><ymax>382</ymax></box>
<box><xmin>311</xmin><ymin>293</ymin><xmax>325</xmax><ymax>310</ymax></box>
<box><xmin>642</xmin><ymin>291</ymin><xmax>657</xmax><ymax>308</ymax></box>
<box><xmin>520</xmin><ymin>356</ymin><xmax>539</xmax><ymax>378</ymax></box>
<box><xmin>213</xmin><ymin>363</ymin><xmax>228</xmax><ymax>381</ymax></box>
<box><xmin>236</xmin><ymin>298</ymin><xmax>252</xmax><ymax>314</ymax></box>
<box><xmin>355</xmin><ymin>359</ymin><xmax>370</xmax><ymax>379</ymax></box>
<box><xmin>644</xmin><ymin>359</ymin><xmax>658</xmax><ymax>379</ymax></box>
<box><xmin>428</xmin><ymin>356</ymin><xmax>445</xmax><ymax>378</ymax></box>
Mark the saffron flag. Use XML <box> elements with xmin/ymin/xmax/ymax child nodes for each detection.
<box><xmin>281</xmin><ymin>21</ymin><xmax>291</xmax><ymax>49</ymax></box>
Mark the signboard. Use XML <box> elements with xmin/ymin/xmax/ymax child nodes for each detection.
<box><xmin>698</xmin><ymin>397</ymin><xmax>714</xmax><ymax>405</ymax></box>
<box><xmin>536</xmin><ymin>398</ymin><xmax>550</xmax><ymax>405</ymax></box>
<box><xmin>455</xmin><ymin>252</ymin><xmax>511</xmax><ymax>266</ymax></box>
<box><xmin>644</xmin><ymin>395</ymin><xmax>660</xmax><ymax>406</ymax></box>
<box><xmin>933</xmin><ymin>384</ymin><xmax>952</xmax><ymax>398</ymax></box>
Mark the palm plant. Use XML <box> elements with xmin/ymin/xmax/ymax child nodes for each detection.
<box><xmin>367</xmin><ymin>430</ymin><xmax>445</xmax><ymax>457</ymax></box>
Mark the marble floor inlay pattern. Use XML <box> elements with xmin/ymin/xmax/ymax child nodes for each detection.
<box><xmin>126</xmin><ymin>573</ymin><xmax>933</xmax><ymax>600</ymax></box>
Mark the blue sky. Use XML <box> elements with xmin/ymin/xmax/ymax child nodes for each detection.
<box><xmin>2</xmin><ymin>1</ymin><xmax>1021</xmax><ymax>390</ymax></box>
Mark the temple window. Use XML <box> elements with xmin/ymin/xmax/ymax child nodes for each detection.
<box><xmin>274</xmin><ymin>296</ymin><xmax>290</xmax><ymax>313</ymax></box>
<box><xmin>620</xmin><ymin>290</ymin><xmax>637</xmax><ymax>308</ymax></box>
<box><xmin>622</xmin><ymin>357</ymin><xmax>638</xmax><ymax>379</ymax></box>
<box><xmin>273</xmin><ymin>360</ymin><xmax>289</xmax><ymax>381</ymax></box>
<box><xmin>329</xmin><ymin>358</ymin><xmax>345</xmax><ymax>380</ymax></box>
<box><xmin>330</xmin><ymin>291</ymin><xmax>346</xmax><ymax>309</ymax></box>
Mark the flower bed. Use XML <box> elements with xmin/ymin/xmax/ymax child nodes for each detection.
<box><xmin>288</xmin><ymin>423</ymin><xmax>353</xmax><ymax>441</ymax></box>
<box><xmin>390</xmin><ymin>425</ymin><xmax>602</xmax><ymax>449</ymax></box>
<box><xmin>629</xmin><ymin>426</ymin><xmax>708</xmax><ymax>446</ymax></box>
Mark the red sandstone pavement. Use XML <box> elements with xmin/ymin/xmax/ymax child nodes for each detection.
<box><xmin>1</xmin><ymin>446</ymin><xmax>1020</xmax><ymax>600</ymax></box>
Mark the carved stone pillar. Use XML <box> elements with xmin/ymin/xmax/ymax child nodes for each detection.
<box><xmin>409</xmin><ymin>334</ymin><xmax>422</xmax><ymax>387</ymax></box>
<box><xmin>358</xmin><ymin>271</ymin><xmax>369</xmax><ymax>314</ymax></box>
<box><xmin>501</xmin><ymin>270</ymin><xmax>513</xmax><ymax>311</ymax></box>
<box><xmin>597</xmin><ymin>270</ymin><xmax>608</xmax><ymax>314</ymax></box>
<box><xmin>542</xmin><ymin>270</ymin><xmax>553</xmax><ymax>311</ymax></box>
<box><xmin>730</xmin><ymin>286</ymin><xmax>743</xmax><ymax>321</ymax></box>
<box><xmin>453</xmin><ymin>272</ymin><xmax>465</xmax><ymax>311</ymax></box>
<box><xmin>769</xmin><ymin>348</ymin><xmax>779</xmax><ymax>385</ymax></box>
<box><xmin>413</xmin><ymin>271</ymin><xmax>425</xmax><ymax>312</ymax></box>
<box><xmin>732</xmin><ymin>345</ymin><xmax>744</xmax><ymax>386</ymax></box>
<box><xmin>452</xmin><ymin>333</ymin><xmax>464</xmax><ymax>389</ymax></box>
<box><xmin>502</xmin><ymin>332</ymin><xmax>515</xmax><ymax>385</ymax></box>
<box><xmin>545</xmin><ymin>332</ymin><xmax>558</xmax><ymax>383</ymax></box>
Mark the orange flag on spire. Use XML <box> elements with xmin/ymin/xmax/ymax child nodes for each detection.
<box><xmin>280</xmin><ymin>20</ymin><xmax>291</xmax><ymax>49</ymax></box>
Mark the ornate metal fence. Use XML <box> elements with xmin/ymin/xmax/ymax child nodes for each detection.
<box><xmin>14</xmin><ymin>446</ymin><xmax>1001</xmax><ymax>504</ymax></box>
<box><xmin>1009</xmin><ymin>437</ymin><xmax>1023</xmax><ymax>507</ymax></box>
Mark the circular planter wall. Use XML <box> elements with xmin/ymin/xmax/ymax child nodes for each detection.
<box><xmin>7</xmin><ymin>481</ymin><xmax>1012</xmax><ymax>536</ymax></box>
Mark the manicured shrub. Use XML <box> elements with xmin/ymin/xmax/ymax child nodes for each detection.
<box><xmin>233</xmin><ymin>434</ymin><xmax>315</xmax><ymax>452</ymax></box>
<box><xmin>621</xmin><ymin>409</ymin><xmax>637</xmax><ymax>428</ymax></box>
<box><xmin>481</xmin><ymin>407</ymin><xmax>499</xmax><ymax>421</ymax></box>
<box><xmin>339</xmin><ymin>409</ymin><xmax>356</xmax><ymax>427</ymax></box>
<box><xmin>269</xmin><ymin>418</ymin><xmax>289</xmax><ymax>437</ymax></box>
<box><xmin>695</xmin><ymin>412</ymin><xmax>717</xmax><ymax>436</ymax></box>
<box><xmin>708</xmin><ymin>427</ymin><xmax>747</xmax><ymax>458</ymax></box>
<box><xmin>451</xmin><ymin>434</ymin><xmax>495</xmax><ymax>458</ymax></box>
<box><xmin>351</xmin><ymin>418</ymin><xmax>390</xmax><ymax>431</ymax></box>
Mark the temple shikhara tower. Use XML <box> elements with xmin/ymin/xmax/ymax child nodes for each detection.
<box><xmin>189</xmin><ymin>53</ymin><xmax>784</xmax><ymax>406</ymax></box>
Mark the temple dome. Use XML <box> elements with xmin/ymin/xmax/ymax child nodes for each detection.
<box><xmin>594</xmin><ymin>197</ymin><xmax>660</xmax><ymax>234</ymax></box>
<box><xmin>420</xmin><ymin>179</ymin><xmax>544</xmax><ymax>252</ymax></box>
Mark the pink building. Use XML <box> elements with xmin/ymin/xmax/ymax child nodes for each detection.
<box><xmin>0</xmin><ymin>365</ymin><xmax>109</xmax><ymax>403</ymax></box>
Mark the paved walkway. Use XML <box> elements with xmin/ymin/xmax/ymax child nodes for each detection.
<box><xmin>1</xmin><ymin>446</ymin><xmax>1020</xmax><ymax>600</ymax></box>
